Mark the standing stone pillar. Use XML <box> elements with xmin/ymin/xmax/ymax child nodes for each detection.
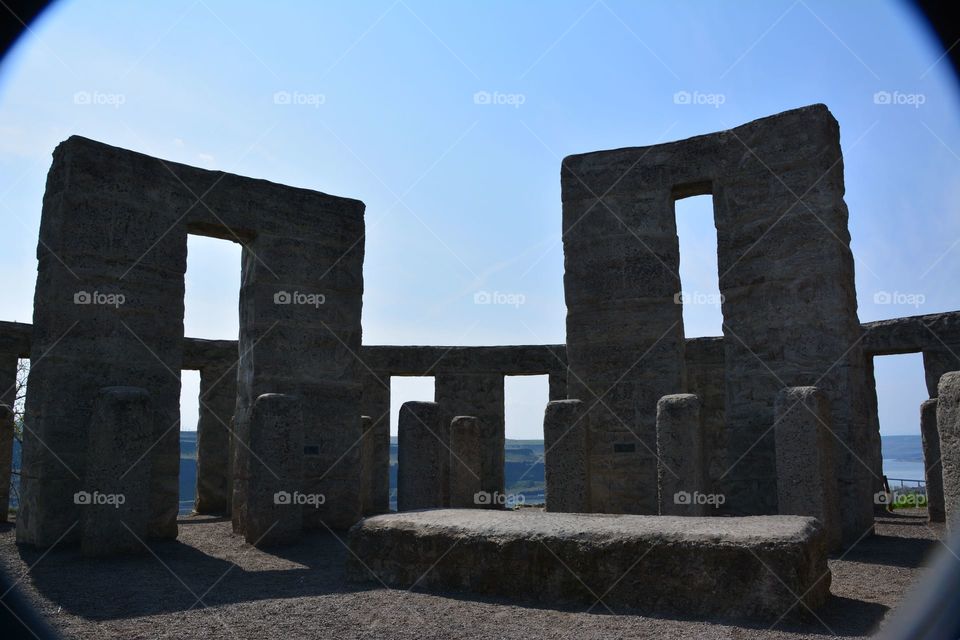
<box><xmin>0</xmin><ymin>352</ymin><xmax>18</xmax><ymax>407</ymax></box>
<box><xmin>924</xmin><ymin>348</ymin><xmax>960</xmax><ymax>398</ymax></box>
<box><xmin>80</xmin><ymin>387</ymin><xmax>153</xmax><ymax>557</ymax></box>
<box><xmin>921</xmin><ymin>399</ymin><xmax>945</xmax><ymax>523</ymax></box>
<box><xmin>194</xmin><ymin>363</ymin><xmax>237</xmax><ymax>515</ymax></box>
<box><xmin>397</xmin><ymin>401</ymin><xmax>446</xmax><ymax>511</ymax></box>
<box><xmin>774</xmin><ymin>387</ymin><xmax>841</xmax><ymax>550</ymax></box>
<box><xmin>0</xmin><ymin>405</ymin><xmax>13</xmax><ymax>523</ymax></box>
<box><xmin>360</xmin><ymin>373</ymin><xmax>390</xmax><ymax>516</ymax></box>
<box><xmin>237</xmin><ymin>393</ymin><xmax>304</xmax><ymax>547</ymax></box>
<box><xmin>434</xmin><ymin>373</ymin><xmax>504</xmax><ymax>506</ymax></box>
<box><xmin>863</xmin><ymin>356</ymin><xmax>886</xmax><ymax>504</ymax></box>
<box><xmin>543</xmin><ymin>400</ymin><xmax>590</xmax><ymax>513</ymax></box>
<box><xmin>449</xmin><ymin>416</ymin><xmax>483</xmax><ymax>508</ymax></box>
<box><xmin>937</xmin><ymin>372</ymin><xmax>960</xmax><ymax>529</ymax></box>
<box><xmin>656</xmin><ymin>394</ymin><xmax>705</xmax><ymax>516</ymax></box>
<box><xmin>548</xmin><ymin>369</ymin><xmax>567</xmax><ymax>401</ymax></box>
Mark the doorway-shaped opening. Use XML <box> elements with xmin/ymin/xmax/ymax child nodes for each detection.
<box><xmin>504</xmin><ymin>374</ymin><xmax>549</xmax><ymax>506</ymax></box>
<box><xmin>673</xmin><ymin>192</ymin><xmax>723</xmax><ymax>338</ymax></box>
<box><xmin>179</xmin><ymin>369</ymin><xmax>200</xmax><ymax>515</ymax></box>
<box><xmin>7</xmin><ymin>358</ymin><xmax>28</xmax><ymax>520</ymax></box>
<box><xmin>874</xmin><ymin>353</ymin><xmax>929</xmax><ymax>512</ymax></box>
<box><xmin>389</xmin><ymin>376</ymin><xmax>435</xmax><ymax>511</ymax></box>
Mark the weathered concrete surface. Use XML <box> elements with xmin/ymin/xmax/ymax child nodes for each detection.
<box><xmin>80</xmin><ymin>387</ymin><xmax>153</xmax><ymax>557</ymax></box>
<box><xmin>359</xmin><ymin>373</ymin><xmax>390</xmax><ymax>517</ymax></box>
<box><xmin>0</xmin><ymin>404</ymin><xmax>14</xmax><ymax>523</ymax></box>
<box><xmin>775</xmin><ymin>387</ymin><xmax>842</xmax><ymax>550</ymax></box>
<box><xmin>361</xmin><ymin>345</ymin><xmax>566</xmax><ymax>376</ymax></box>
<box><xmin>435</xmin><ymin>373</ymin><xmax>504</xmax><ymax>505</ymax></box>
<box><xmin>544</xmin><ymin>400</ymin><xmax>591</xmax><ymax>513</ymax></box>
<box><xmin>194</xmin><ymin>362</ymin><xmax>236</xmax><ymax>515</ymax></box>
<box><xmin>347</xmin><ymin>509</ymin><xmax>830</xmax><ymax>619</ymax></box>
<box><xmin>397</xmin><ymin>401</ymin><xmax>446</xmax><ymax>511</ymax></box>
<box><xmin>562</xmin><ymin>105</ymin><xmax>873</xmax><ymax>544</ymax></box>
<box><xmin>685</xmin><ymin>337</ymin><xmax>726</xmax><ymax>503</ymax></box>
<box><xmin>860</xmin><ymin>312</ymin><xmax>960</xmax><ymax>358</ymax></box>
<box><xmin>921</xmin><ymin>398</ymin><xmax>945</xmax><ymax>523</ymax></box>
<box><xmin>656</xmin><ymin>394</ymin><xmax>705</xmax><ymax>516</ymax></box>
<box><xmin>924</xmin><ymin>347</ymin><xmax>960</xmax><ymax>399</ymax></box>
<box><xmin>448</xmin><ymin>416</ymin><xmax>483</xmax><ymax>508</ymax></box>
<box><xmin>938</xmin><ymin>372</ymin><xmax>960</xmax><ymax>529</ymax></box>
<box><xmin>235</xmin><ymin>393</ymin><xmax>304</xmax><ymax>547</ymax></box>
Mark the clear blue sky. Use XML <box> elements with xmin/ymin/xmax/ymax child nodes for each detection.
<box><xmin>0</xmin><ymin>0</ymin><xmax>957</xmax><ymax>437</ymax></box>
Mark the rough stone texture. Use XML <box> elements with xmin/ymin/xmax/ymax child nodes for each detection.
<box><xmin>774</xmin><ymin>387</ymin><xmax>842</xmax><ymax>551</ymax></box>
<box><xmin>562</xmin><ymin>105</ymin><xmax>873</xmax><ymax>544</ymax></box>
<box><xmin>0</xmin><ymin>404</ymin><xmax>13</xmax><ymax>523</ymax></box>
<box><xmin>16</xmin><ymin>136</ymin><xmax>364</xmax><ymax>549</ymax></box>
<box><xmin>359</xmin><ymin>373</ymin><xmax>390</xmax><ymax>516</ymax></box>
<box><xmin>361</xmin><ymin>345</ymin><xmax>566</xmax><ymax>376</ymax></box>
<box><xmin>863</xmin><ymin>356</ymin><xmax>886</xmax><ymax>503</ymax></box>
<box><xmin>346</xmin><ymin>509</ymin><xmax>831</xmax><ymax>619</ymax></box>
<box><xmin>448</xmin><ymin>416</ymin><xmax>483</xmax><ymax>508</ymax></box>
<box><xmin>80</xmin><ymin>387</ymin><xmax>153</xmax><ymax>557</ymax></box>
<box><xmin>656</xmin><ymin>394</ymin><xmax>705</xmax><ymax>516</ymax></box>
<box><xmin>543</xmin><ymin>400</ymin><xmax>591</xmax><ymax>512</ymax></box>
<box><xmin>435</xmin><ymin>373</ymin><xmax>504</xmax><ymax>505</ymax></box>
<box><xmin>685</xmin><ymin>337</ymin><xmax>726</xmax><ymax>502</ymax></box>
<box><xmin>397</xmin><ymin>401</ymin><xmax>446</xmax><ymax>511</ymax></box>
<box><xmin>937</xmin><ymin>372</ymin><xmax>960</xmax><ymax>529</ymax></box>
<box><xmin>194</xmin><ymin>362</ymin><xmax>237</xmax><ymax>515</ymax></box>
<box><xmin>548</xmin><ymin>369</ymin><xmax>567</xmax><ymax>400</ymax></box>
<box><xmin>235</xmin><ymin>393</ymin><xmax>304</xmax><ymax>547</ymax></box>
<box><xmin>920</xmin><ymin>398</ymin><xmax>945</xmax><ymax>523</ymax></box>
<box><xmin>924</xmin><ymin>347</ymin><xmax>960</xmax><ymax>399</ymax></box>
<box><xmin>860</xmin><ymin>311</ymin><xmax>960</xmax><ymax>359</ymax></box>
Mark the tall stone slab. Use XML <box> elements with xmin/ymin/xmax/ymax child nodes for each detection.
<box><xmin>685</xmin><ymin>338</ymin><xmax>726</xmax><ymax>501</ymax></box>
<box><xmin>562</xmin><ymin>105</ymin><xmax>872</xmax><ymax>542</ymax></box>
<box><xmin>543</xmin><ymin>400</ymin><xmax>591</xmax><ymax>513</ymax></box>
<box><xmin>774</xmin><ymin>387</ymin><xmax>842</xmax><ymax>550</ymax></box>
<box><xmin>360</xmin><ymin>373</ymin><xmax>390</xmax><ymax>516</ymax></box>
<box><xmin>0</xmin><ymin>405</ymin><xmax>14</xmax><ymax>523</ymax></box>
<box><xmin>79</xmin><ymin>387</ymin><xmax>153</xmax><ymax>557</ymax></box>
<box><xmin>937</xmin><ymin>372</ymin><xmax>960</xmax><ymax>529</ymax></box>
<box><xmin>236</xmin><ymin>393</ymin><xmax>304</xmax><ymax>547</ymax></box>
<box><xmin>921</xmin><ymin>398</ymin><xmax>945</xmax><ymax>523</ymax></box>
<box><xmin>656</xmin><ymin>394</ymin><xmax>706</xmax><ymax>516</ymax></box>
<box><xmin>924</xmin><ymin>348</ymin><xmax>960</xmax><ymax>398</ymax></box>
<box><xmin>397</xmin><ymin>401</ymin><xmax>446</xmax><ymax>511</ymax></box>
<box><xmin>448</xmin><ymin>416</ymin><xmax>483</xmax><ymax>508</ymax></box>
<box><xmin>435</xmin><ymin>373</ymin><xmax>504</xmax><ymax>505</ymax></box>
<box><xmin>194</xmin><ymin>362</ymin><xmax>237</xmax><ymax>514</ymax></box>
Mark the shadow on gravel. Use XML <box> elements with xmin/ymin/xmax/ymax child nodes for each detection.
<box><xmin>839</xmin><ymin>533</ymin><xmax>938</xmax><ymax>569</ymax></box>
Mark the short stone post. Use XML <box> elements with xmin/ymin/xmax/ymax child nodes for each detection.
<box><xmin>774</xmin><ymin>387</ymin><xmax>841</xmax><ymax>551</ymax></box>
<box><xmin>80</xmin><ymin>387</ymin><xmax>154</xmax><ymax>557</ymax></box>
<box><xmin>449</xmin><ymin>416</ymin><xmax>483</xmax><ymax>508</ymax></box>
<box><xmin>544</xmin><ymin>399</ymin><xmax>590</xmax><ymax>513</ymax></box>
<box><xmin>397</xmin><ymin>401</ymin><xmax>446</xmax><ymax>511</ymax></box>
<box><xmin>938</xmin><ymin>372</ymin><xmax>960</xmax><ymax>529</ymax></box>
<box><xmin>921</xmin><ymin>399</ymin><xmax>945</xmax><ymax>523</ymax></box>
<box><xmin>242</xmin><ymin>393</ymin><xmax>304</xmax><ymax>547</ymax></box>
<box><xmin>0</xmin><ymin>405</ymin><xmax>14</xmax><ymax>523</ymax></box>
<box><xmin>656</xmin><ymin>394</ymin><xmax>706</xmax><ymax>516</ymax></box>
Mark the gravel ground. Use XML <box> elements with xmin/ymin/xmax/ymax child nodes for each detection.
<box><xmin>0</xmin><ymin>509</ymin><xmax>945</xmax><ymax>639</ymax></box>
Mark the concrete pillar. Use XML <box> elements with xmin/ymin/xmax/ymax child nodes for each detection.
<box><xmin>0</xmin><ymin>405</ymin><xmax>13</xmax><ymax>523</ymax></box>
<box><xmin>924</xmin><ymin>348</ymin><xmax>960</xmax><ymax>398</ymax></box>
<box><xmin>543</xmin><ymin>399</ymin><xmax>590</xmax><ymax>513</ymax></box>
<box><xmin>194</xmin><ymin>363</ymin><xmax>237</xmax><ymax>515</ymax></box>
<box><xmin>237</xmin><ymin>393</ymin><xmax>304</xmax><ymax>547</ymax></box>
<box><xmin>397</xmin><ymin>401</ymin><xmax>446</xmax><ymax>511</ymax></box>
<box><xmin>548</xmin><ymin>369</ymin><xmax>567</xmax><ymax>401</ymax></box>
<box><xmin>774</xmin><ymin>387</ymin><xmax>842</xmax><ymax>551</ymax></box>
<box><xmin>448</xmin><ymin>416</ymin><xmax>483</xmax><ymax>508</ymax></box>
<box><xmin>921</xmin><ymin>399</ymin><xmax>945</xmax><ymax>523</ymax></box>
<box><xmin>684</xmin><ymin>338</ymin><xmax>726</xmax><ymax>501</ymax></box>
<box><xmin>0</xmin><ymin>352</ymin><xmax>17</xmax><ymax>407</ymax></box>
<box><xmin>863</xmin><ymin>356</ymin><xmax>886</xmax><ymax>505</ymax></box>
<box><xmin>434</xmin><ymin>373</ymin><xmax>504</xmax><ymax>505</ymax></box>
<box><xmin>656</xmin><ymin>394</ymin><xmax>706</xmax><ymax>516</ymax></box>
<box><xmin>360</xmin><ymin>373</ymin><xmax>390</xmax><ymax>516</ymax></box>
<box><xmin>937</xmin><ymin>372</ymin><xmax>960</xmax><ymax>529</ymax></box>
<box><xmin>79</xmin><ymin>387</ymin><xmax>153</xmax><ymax>557</ymax></box>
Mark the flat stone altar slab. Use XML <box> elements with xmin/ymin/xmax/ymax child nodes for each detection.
<box><xmin>347</xmin><ymin>509</ymin><xmax>830</xmax><ymax>619</ymax></box>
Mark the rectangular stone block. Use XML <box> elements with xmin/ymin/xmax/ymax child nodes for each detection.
<box><xmin>80</xmin><ymin>387</ymin><xmax>154</xmax><ymax>557</ymax></box>
<box><xmin>937</xmin><ymin>372</ymin><xmax>960</xmax><ymax>529</ymax></box>
<box><xmin>360</xmin><ymin>415</ymin><xmax>390</xmax><ymax>516</ymax></box>
<box><xmin>775</xmin><ymin>387</ymin><xmax>842</xmax><ymax>550</ymax></box>
<box><xmin>194</xmin><ymin>363</ymin><xmax>236</xmax><ymax>515</ymax></box>
<box><xmin>239</xmin><ymin>393</ymin><xmax>304</xmax><ymax>547</ymax></box>
<box><xmin>657</xmin><ymin>394</ymin><xmax>706</xmax><ymax>516</ymax></box>
<box><xmin>347</xmin><ymin>510</ymin><xmax>831</xmax><ymax>620</ymax></box>
<box><xmin>921</xmin><ymin>398</ymin><xmax>945</xmax><ymax>523</ymax></box>
<box><xmin>397</xmin><ymin>401</ymin><xmax>446</xmax><ymax>511</ymax></box>
<box><xmin>543</xmin><ymin>400</ymin><xmax>590</xmax><ymax>513</ymax></box>
<box><xmin>0</xmin><ymin>405</ymin><xmax>14</xmax><ymax>523</ymax></box>
<box><xmin>448</xmin><ymin>416</ymin><xmax>483</xmax><ymax>508</ymax></box>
